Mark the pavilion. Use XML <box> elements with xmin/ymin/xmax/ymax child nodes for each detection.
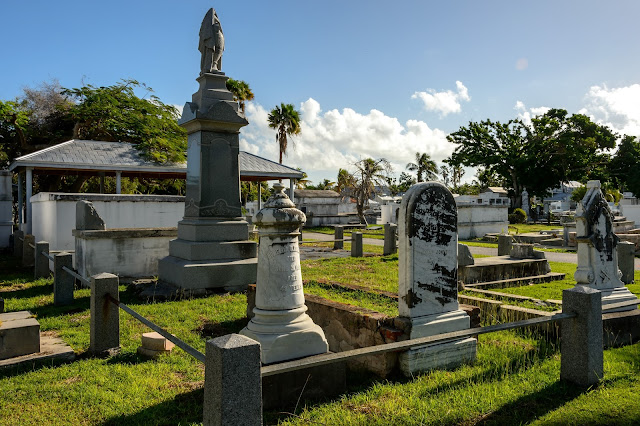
<box><xmin>8</xmin><ymin>139</ymin><xmax>303</xmax><ymax>233</ymax></box>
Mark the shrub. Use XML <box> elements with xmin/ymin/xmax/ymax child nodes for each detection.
<box><xmin>509</xmin><ymin>208</ymin><xmax>527</xmax><ymax>224</ymax></box>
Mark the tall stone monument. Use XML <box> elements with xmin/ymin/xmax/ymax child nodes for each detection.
<box><xmin>158</xmin><ymin>8</ymin><xmax>257</xmax><ymax>292</ymax></box>
<box><xmin>574</xmin><ymin>180</ymin><xmax>637</xmax><ymax>310</ymax></box>
<box><xmin>0</xmin><ymin>171</ymin><xmax>12</xmax><ymax>248</ymax></box>
<box><xmin>521</xmin><ymin>189</ymin><xmax>531</xmax><ymax>222</ymax></box>
<box><xmin>240</xmin><ymin>183</ymin><xmax>328</xmax><ymax>364</ymax></box>
<box><xmin>397</xmin><ymin>182</ymin><xmax>476</xmax><ymax>375</ymax></box>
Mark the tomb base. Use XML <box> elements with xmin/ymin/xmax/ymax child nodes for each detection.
<box><xmin>600</xmin><ymin>286</ymin><xmax>639</xmax><ymax>313</ymax></box>
<box><xmin>399</xmin><ymin>337</ymin><xmax>477</xmax><ymax>376</ymax></box>
<box><xmin>400</xmin><ymin>309</ymin><xmax>477</xmax><ymax>376</ymax></box>
<box><xmin>0</xmin><ymin>311</ymin><xmax>40</xmax><ymax>360</ymax></box>
<box><xmin>240</xmin><ymin>306</ymin><xmax>329</xmax><ymax>365</ymax></box>
<box><xmin>158</xmin><ymin>218</ymin><xmax>257</xmax><ymax>291</ymax></box>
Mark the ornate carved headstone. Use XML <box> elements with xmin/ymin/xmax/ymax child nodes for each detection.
<box><xmin>574</xmin><ymin>180</ymin><xmax>637</xmax><ymax>310</ymax></box>
<box><xmin>240</xmin><ymin>183</ymin><xmax>328</xmax><ymax>364</ymax></box>
<box><xmin>397</xmin><ymin>182</ymin><xmax>476</xmax><ymax>375</ymax></box>
<box><xmin>158</xmin><ymin>8</ymin><xmax>257</xmax><ymax>292</ymax></box>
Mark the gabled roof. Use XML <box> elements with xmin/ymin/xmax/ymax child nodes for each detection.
<box><xmin>484</xmin><ymin>187</ymin><xmax>509</xmax><ymax>194</ymax></box>
<box><xmin>8</xmin><ymin>140</ymin><xmax>303</xmax><ymax>181</ymax></box>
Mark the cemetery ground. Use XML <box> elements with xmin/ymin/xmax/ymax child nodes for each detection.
<box><xmin>1</xmin><ymin>254</ymin><xmax>640</xmax><ymax>424</ymax></box>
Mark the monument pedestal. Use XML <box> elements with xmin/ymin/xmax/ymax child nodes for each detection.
<box><xmin>157</xmin><ymin>71</ymin><xmax>257</xmax><ymax>292</ymax></box>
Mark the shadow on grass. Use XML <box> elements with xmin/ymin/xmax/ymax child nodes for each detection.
<box><xmin>196</xmin><ymin>317</ymin><xmax>249</xmax><ymax>339</ymax></box>
<box><xmin>476</xmin><ymin>380</ymin><xmax>585</xmax><ymax>425</ymax></box>
<box><xmin>103</xmin><ymin>388</ymin><xmax>204</xmax><ymax>426</ymax></box>
<box><xmin>0</xmin><ymin>282</ymin><xmax>54</xmax><ymax>300</ymax></box>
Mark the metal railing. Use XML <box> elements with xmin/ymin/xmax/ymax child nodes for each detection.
<box><xmin>105</xmin><ymin>294</ymin><xmax>205</xmax><ymax>363</ymax></box>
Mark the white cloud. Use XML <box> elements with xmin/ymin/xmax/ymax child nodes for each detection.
<box><xmin>515</xmin><ymin>58</ymin><xmax>528</xmax><ymax>71</ymax></box>
<box><xmin>580</xmin><ymin>84</ymin><xmax>640</xmax><ymax>136</ymax></box>
<box><xmin>514</xmin><ymin>101</ymin><xmax>550</xmax><ymax>125</ymax></box>
<box><xmin>411</xmin><ymin>81</ymin><xmax>471</xmax><ymax>117</ymax></box>
<box><xmin>240</xmin><ymin>98</ymin><xmax>454</xmax><ymax>184</ymax></box>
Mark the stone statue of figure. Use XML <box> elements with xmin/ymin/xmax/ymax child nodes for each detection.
<box><xmin>199</xmin><ymin>8</ymin><xmax>224</xmax><ymax>74</ymax></box>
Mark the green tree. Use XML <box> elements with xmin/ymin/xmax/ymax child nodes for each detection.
<box><xmin>307</xmin><ymin>178</ymin><xmax>336</xmax><ymax>190</ymax></box>
<box><xmin>406</xmin><ymin>152</ymin><xmax>438</xmax><ymax>182</ymax></box>
<box><xmin>336</xmin><ymin>168</ymin><xmax>355</xmax><ymax>194</ymax></box>
<box><xmin>610</xmin><ymin>135</ymin><xmax>640</xmax><ymax>197</ymax></box>
<box><xmin>63</xmin><ymin>79</ymin><xmax>186</xmax><ymax>164</ymax></box>
<box><xmin>447</xmin><ymin>109</ymin><xmax>617</xmax><ymax>208</ymax></box>
<box><xmin>225</xmin><ymin>78</ymin><xmax>254</xmax><ymax>113</ymax></box>
<box><xmin>268</xmin><ymin>103</ymin><xmax>301</xmax><ymax>164</ymax></box>
<box><xmin>350</xmin><ymin>158</ymin><xmax>392</xmax><ymax>224</ymax></box>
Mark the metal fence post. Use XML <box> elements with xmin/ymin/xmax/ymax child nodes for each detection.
<box><xmin>22</xmin><ymin>234</ymin><xmax>35</xmax><ymax>267</ymax></box>
<box><xmin>54</xmin><ymin>253</ymin><xmax>74</xmax><ymax>306</ymax></box>
<box><xmin>90</xmin><ymin>273</ymin><xmax>120</xmax><ymax>356</ymax></box>
<box><xmin>560</xmin><ymin>286</ymin><xmax>603</xmax><ymax>387</ymax></box>
<box><xmin>334</xmin><ymin>226</ymin><xmax>344</xmax><ymax>250</ymax></box>
<box><xmin>13</xmin><ymin>230</ymin><xmax>24</xmax><ymax>258</ymax></box>
<box><xmin>34</xmin><ymin>241</ymin><xmax>50</xmax><ymax>279</ymax></box>
<box><xmin>351</xmin><ymin>232</ymin><xmax>363</xmax><ymax>257</ymax></box>
<box><xmin>383</xmin><ymin>224</ymin><xmax>397</xmax><ymax>256</ymax></box>
<box><xmin>203</xmin><ymin>334</ymin><xmax>262</xmax><ymax>426</ymax></box>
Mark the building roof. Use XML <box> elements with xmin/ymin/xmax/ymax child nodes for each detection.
<box><xmin>484</xmin><ymin>187</ymin><xmax>509</xmax><ymax>195</ymax></box>
<box><xmin>294</xmin><ymin>189</ymin><xmax>341</xmax><ymax>198</ymax></box>
<box><xmin>8</xmin><ymin>139</ymin><xmax>303</xmax><ymax>181</ymax></box>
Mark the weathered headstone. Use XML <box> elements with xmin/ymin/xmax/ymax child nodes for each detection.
<box><xmin>76</xmin><ymin>201</ymin><xmax>106</xmax><ymax>230</ymax></box>
<box><xmin>497</xmin><ymin>234</ymin><xmax>512</xmax><ymax>256</ymax></box>
<box><xmin>457</xmin><ymin>243</ymin><xmax>474</xmax><ymax>267</ymax></box>
<box><xmin>158</xmin><ymin>7</ymin><xmax>257</xmax><ymax>292</ymax></box>
<box><xmin>397</xmin><ymin>182</ymin><xmax>476</xmax><ymax>375</ymax></box>
<box><xmin>574</xmin><ymin>180</ymin><xmax>638</xmax><ymax>310</ymax></box>
<box><xmin>351</xmin><ymin>232</ymin><xmax>363</xmax><ymax>257</ymax></box>
<box><xmin>240</xmin><ymin>183</ymin><xmax>328</xmax><ymax>364</ymax></box>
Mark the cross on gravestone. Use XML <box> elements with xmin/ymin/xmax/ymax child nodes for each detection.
<box><xmin>397</xmin><ymin>182</ymin><xmax>476</xmax><ymax>375</ymax></box>
<box><xmin>574</xmin><ymin>180</ymin><xmax>638</xmax><ymax>310</ymax></box>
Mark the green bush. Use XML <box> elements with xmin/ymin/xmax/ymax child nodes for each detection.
<box><xmin>509</xmin><ymin>208</ymin><xmax>527</xmax><ymax>224</ymax></box>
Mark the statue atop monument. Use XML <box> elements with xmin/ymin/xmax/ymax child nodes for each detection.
<box><xmin>199</xmin><ymin>8</ymin><xmax>224</xmax><ymax>74</ymax></box>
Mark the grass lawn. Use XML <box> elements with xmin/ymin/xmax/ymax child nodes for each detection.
<box><xmin>305</xmin><ymin>225</ymin><xmax>385</xmax><ymax>239</ymax></box>
<box><xmin>508</xmin><ymin>223</ymin><xmax>563</xmax><ymax>234</ymax></box>
<box><xmin>2</xmin><ymin>252</ymin><xmax>640</xmax><ymax>425</ymax></box>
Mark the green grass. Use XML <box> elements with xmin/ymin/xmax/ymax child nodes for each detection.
<box><xmin>305</xmin><ymin>225</ymin><xmax>385</xmax><ymax>239</ymax></box>
<box><xmin>508</xmin><ymin>223</ymin><xmax>563</xmax><ymax>234</ymax></box>
<box><xmin>2</xmin><ymin>252</ymin><xmax>640</xmax><ymax>425</ymax></box>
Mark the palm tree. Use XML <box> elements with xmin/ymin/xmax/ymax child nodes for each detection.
<box><xmin>406</xmin><ymin>152</ymin><xmax>439</xmax><ymax>182</ymax></box>
<box><xmin>336</xmin><ymin>168</ymin><xmax>355</xmax><ymax>194</ymax></box>
<box><xmin>295</xmin><ymin>169</ymin><xmax>310</xmax><ymax>189</ymax></box>
<box><xmin>268</xmin><ymin>103</ymin><xmax>301</xmax><ymax>164</ymax></box>
<box><xmin>351</xmin><ymin>158</ymin><xmax>392</xmax><ymax>224</ymax></box>
<box><xmin>225</xmin><ymin>79</ymin><xmax>254</xmax><ymax>113</ymax></box>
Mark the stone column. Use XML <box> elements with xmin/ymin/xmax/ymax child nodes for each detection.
<box><xmin>522</xmin><ymin>189</ymin><xmax>530</xmax><ymax>222</ymax></box>
<box><xmin>203</xmin><ymin>334</ymin><xmax>262</xmax><ymax>426</ymax></box>
<box><xmin>240</xmin><ymin>183</ymin><xmax>328</xmax><ymax>364</ymax></box>
<box><xmin>617</xmin><ymin>241</ymin><xmax>635</xmax><ymax>284</ymax></box>
<box><xmin>397</xmin><ymin>182</ymin><xmax>476</xmax><ymax>375</ymax></box>
<box><xmin>115</xmin><ymin>171</ymin><xmax>122</xmax><ymax>194</ymax></box>
<box><xmin>22</xmin><ymin>234</ymin><xmax>35</xmax><ymax>267</ymax></box>
<box><xmin>560</xmin><ymin>285</ymin><xmax>603</xmax><ymax>387</ymax></box>
<box><xmin>25</xmin><ymin>167</ymin><xmax>32</xmax><ymax>234</ymax></box>
<box><xmin>0</xmin><ymin>171</ymin><xmax>12</xmax><ymax>249</ymax></box>
<box><xmin>383</xmin><ymin>223</ymin><xmax>397</xmax><ymax>256</ymax></box>
<box><xmin>54</xmin><ymin>253</ymin><xmax>74</xmax><ymax>306</ymax></box>
<box><xmin>334</xmin><ymin>226</ymin><xmax>344</xmax><ymax>250</ymax></box>
<box><xmin>17</xmin><ymin>172</ymin><xmax>23</xmax><ymax>227</ymax></box>
<box><xmin>34</xmin><ymin>241</ymin><xmax>50</xmax><ymax>279</ymax></box>
<box><xmin>90</xmin><ymin>273</ymin><xmax>120</xmax><ymax>356</ymax></box>
<box><xmin>574</xmin><ymin>180</ymin><xmax>637</xmax><ymax>311</ymax></box>
<box><xmin>351</xmin><ymin>232</ymin><xmax>363</xmax><ymax>257</ymax></box>
<box><xmin>497</xmin><ymin>234</ymin><xmax>512</xmax><ymax>256</ymax></box>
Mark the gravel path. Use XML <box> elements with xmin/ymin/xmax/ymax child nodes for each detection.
<box><xmin>303</xmin><ymin>232</ymin><xmax>640</xmax><ymax>269</ymax></box>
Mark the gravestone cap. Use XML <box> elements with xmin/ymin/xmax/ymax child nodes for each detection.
<box><xmin>254</xmin><ymin>183</ymin><xmax>306</xmax><ymax>229</ymax></box>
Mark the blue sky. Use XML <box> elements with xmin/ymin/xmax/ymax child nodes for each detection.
<box><xmin>2</xmin><ymin>1</ymin><xmax>640</xmax><ymax>184</ymax></box>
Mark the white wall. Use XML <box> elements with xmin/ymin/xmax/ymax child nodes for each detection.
<box><xmin>457</xmin><ymin>204</ymin><xmax>509</xmax><ymax>240</ymax></box>
<box><xmin>621</xmin><ymin>204</ymin><xmax>640</xmax><ymax>227</ymax></box>
<box><xmin>31</xmin><ymin>193</ymin><xmax>185</xmax><ymax>251</ymax></box>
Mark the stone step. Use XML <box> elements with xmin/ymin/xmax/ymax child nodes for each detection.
<box><xmin>459</xmin><ymin>256</ymin><xmax>552</xmax><ymax>283</ymax></box>
<box><xmin>463</xmin><ymin>272</ymin><xmax>566</xmax><ymax>289</ymax></box>
<box><xmin>0</xmin><ymin>311</ymin><xmax>40</xmax><ymax>360</ymax></box>
<box><xmin>177</xmin><ymin>219</ymin><xmax>250</xmax><ymax>242</ymax></box>
<box><xmin>169</xmin><ymin>239</ymin><xmax>257</xmax><ymax>261</ymax></box>
<box><xmin>540</xmin><ymin>237</ymin><xmax>563</xmax><ymax>246</ymax></box>
<box><xmin>158</xmin><ymin>256</ymin><xmax>257</xmax><ymax>292</ymax></box>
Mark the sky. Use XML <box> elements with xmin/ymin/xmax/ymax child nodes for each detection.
<box><xmin>2</xmin><ymin>0</ymin><xmax>640</xmax><ymax>185</ymax></box>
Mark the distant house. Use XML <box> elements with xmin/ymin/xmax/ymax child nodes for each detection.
<box><xmin>542</xmin><ymin>181</ymin><xmax>582</xmax><ymax>212</ymax></box>
<box><xmin>286</xmin><ymin>189</ymin><xmax>358</xmax><ymax>226</ymax></box>
<box><xmin>454</xmin><ymin>187</ymin><xmax>510</xmax><ymax>239</ymax></box>
<box><xmin>455</xmin><ymin>187</ymin><xmax>511</xmax><ymax>207</ymax></box>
